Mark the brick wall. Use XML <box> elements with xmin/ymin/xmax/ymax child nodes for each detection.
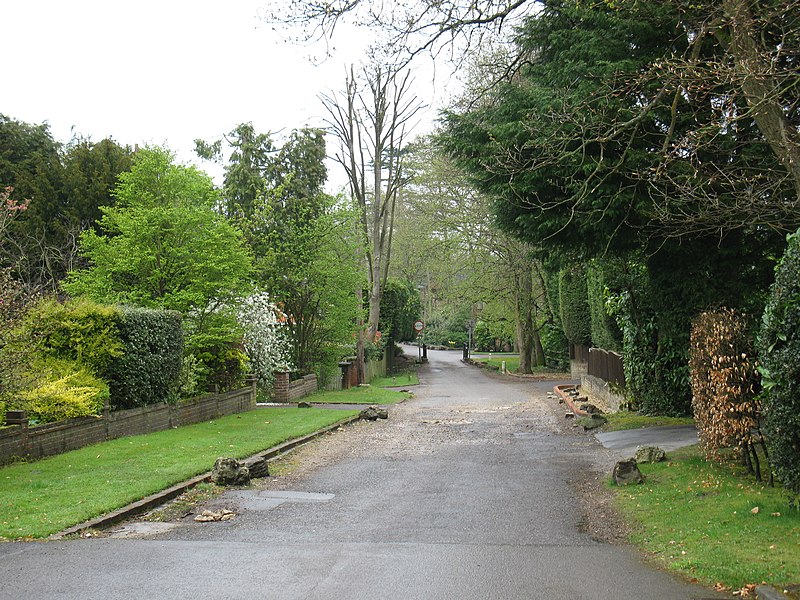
<box><xmin>272</xmin><ymin>373</ymin><xmax>318</xmax><ymax>403</ymax></box>
<box><xmin>0</xmin><ymin>379</ymin><xmax>256</xmax><ymax>466</ymax></box>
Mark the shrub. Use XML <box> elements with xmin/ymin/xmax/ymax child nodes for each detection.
<box><xmin>184</xmin><ymin>312</ymin><xmax>247</xmax><ymax>393</ymax></box>
<box><xmin>758</xmin><ymin>229</ymin><xmax>800</xmax><ymax>505</ymax></box>
<box><xmin>690</xmin><ymin>309</ymin><xmax>766</xmax><ymax>479</ymax></box>
<box><xmin>107</xmin><ymin>306</ymin><xmax>183</xmax><ymax>409</ymax></box>
<box><xmin>7</xmin><ymin>298</ymin><xmax>123</xmax><ymax>375</ymax></box>
<box><xmin>17</xmin><ymin>359</ymin><xmax>109</xmax><ymax>424</ymax></box>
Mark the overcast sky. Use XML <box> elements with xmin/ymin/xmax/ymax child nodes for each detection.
<box><xmin>3</xmin><ymin>1</ymin><xmax>449</xmax><ymax>192</ymax></box>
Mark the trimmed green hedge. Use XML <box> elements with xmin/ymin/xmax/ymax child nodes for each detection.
<box><xmin>107</xmin><ymin>306</ymin><xmax>183</xmax><ymax>409</ymax></box>
<box><xmin>1</xmin><ymin>299</ymin><xmax>184</xmax><ymax>417</ymax></box>
<box><xmin>586</xmin><ymin>259</ymin><xmax>622</xmax><ymax>351</ymax></box>
<box><xmin>758</xmin><ymin>229</ymin><xmax>800</xmax><ymax>505</ymax></box>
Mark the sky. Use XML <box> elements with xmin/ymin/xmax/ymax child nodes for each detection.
<box><xmin>3</xmin><ymin>0</ymin><xmax>452</xmax><ymax>192</ymax></box>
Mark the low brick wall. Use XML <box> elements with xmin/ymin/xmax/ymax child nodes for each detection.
<box><xmin>0</xmin><ymin>381</ymin><xmax>256</xmax><ymax>466</ymax></box>
<box><xmin>272</xmin><ymin>373</ymin><xmax>318</xmax><ymax>403</ymax></box>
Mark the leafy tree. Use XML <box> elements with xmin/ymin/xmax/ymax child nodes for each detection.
<box><xmin>321</xmin><ymin>65</ymin><xmax>424</xmax><ymax>345</ymax></box>
<box><xmin>198</xmin><ymin>126</ymin><xmax>363</xmax><ymax>381</ymax></box>
<box><xmin>0</xmin><ymin>116</ymin><xmax>134</xmax><ymax>292</ymax></box>
<box><xmin>379</xmin><ymin>279</ymin><xmax>422</xmax><ymax>342</ymax></box>
<box><xmin>65</xmin><ymin>147</ymin><xmax>251</xmax><ymax>315</ymax></box>
<box><xmin>195</xmin><ymin>123</ymin><xmax>275</xmax><ymax>219</ymax></box>
<box><xmin>63</xmin><ymin>147</ymin><xmax>253</xmax><ymax>390</ymax></box>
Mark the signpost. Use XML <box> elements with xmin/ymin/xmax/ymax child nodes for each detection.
<box><xmin>413</xmin><ymin>320</ymin><xmax>426</xmax><ymax>361</ymax></box>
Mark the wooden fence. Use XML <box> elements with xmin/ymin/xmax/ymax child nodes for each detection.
<box><xmin>587</xmin><ymin>347</ymin><xmax>625</xmax><ymax>388</ymax></box>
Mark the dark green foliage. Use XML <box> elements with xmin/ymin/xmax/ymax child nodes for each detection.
<box><xmin>539</xmin><ymin>321</ymin><xmax>569</xmax><ymax>371</ymax></box>
<box><xmin>473</xmin><ymin>319</ymin><xmax>514</xmax><ymax>352</ymax></box>
<box><xmin>420</xmin><ymin>306</ymin><xmax>470</xmax><ymax>348</ymax></box>
<box><xmin>107</xmin><ymin>306</ymin><xmax>183</xmax><ymax>410</ymax></box>
<box><xmin>184</xmin><ymin>313</ymin><xmax>247</xmax><ymax>395</ymax></box>
<box><xmin>558</xmin><ymin>264</ymin><xmax>591</xmax><ymax>346</ymax></box>
<box><xmin>758</xmin><ymin>230</ymin><xmax>800</xmax><ymax>505</ymax></box>
<box><xmin>0</xmin><ymin>115</ymin><xmax>133</xmax><ymax>290</ymax></box>
<box><xmin>586</xmin><ymin>260</ymin><xmax>622</xmax><ymax>352</ymax></box>
<box><xmin>379</xmin><ymin>280</ymin><xmax>422</xmax><ymax>342</ymax></box>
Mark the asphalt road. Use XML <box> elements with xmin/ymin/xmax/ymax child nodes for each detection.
<box><xmin>0</xmin><ymin>348</ymin><xmax>723</xmax><ymax>600</ymax></box>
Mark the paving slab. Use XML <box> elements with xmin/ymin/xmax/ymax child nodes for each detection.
<box><xmin>595</xmin><ymin>425</ymin><xmax>699</xmax><ymax>453</ymax></box>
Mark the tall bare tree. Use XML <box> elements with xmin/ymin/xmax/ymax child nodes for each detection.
<box><xmin>321</xmin><ymin>65</ymin><xmax>424</xmax><ymax>343</ymax></box>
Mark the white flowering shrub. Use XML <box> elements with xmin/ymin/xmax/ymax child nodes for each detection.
<box><xmin>236</xmin><ymin>292</ymin><xmax>293</xmax><ymax>387</ymax></box>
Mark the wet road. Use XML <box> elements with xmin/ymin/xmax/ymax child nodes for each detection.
<box><xmin>0</xmin><ymin>348</ymin><xmax>722</xmax><ymax>599</ymax></box>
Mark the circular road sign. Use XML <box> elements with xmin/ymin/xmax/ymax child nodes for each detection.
<box><xmin>413</xmin><ymin>320</ymin><xmax>425</xmax><ymax>333</ymax></box>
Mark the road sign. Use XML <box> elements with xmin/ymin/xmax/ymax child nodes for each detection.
<box><xmin>413</xmin><ymin>320</ymin><xmax>425</xmax><ymax>333</ymax></box>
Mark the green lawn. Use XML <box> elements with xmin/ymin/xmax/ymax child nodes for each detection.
<box><xmin>0</xmin><ymin>407</ymin><xmax>358</xmax><ymax>539</ymax></box>
<box><xmin>304</xmin><ymin>386</ymin><xmax>411</xmax><ymax>404</ymax></box>
<box><xmin>472</xmin><ymin>354</ymin><xmax>563</xmax><ymax>375</ymax></box>
<box><xmin>370</xmin><ymin>371</ymin><xmax>419</xmax><ymax>388</ymax></box>
<box><xmin>473</xmin><ymin>354</ymin><xmax>520</xmax><ymax>372</ymax></box>
<box><xmin>602</xmin><ymin>411</ymin><xmax>695</xmax><ymax>431</ymax></box>
<box><xmin>614</xmin><ymin>445</ymin><xmax>800</xmax><ymax>590</ymax></box>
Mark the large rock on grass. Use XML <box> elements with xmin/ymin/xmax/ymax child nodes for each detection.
<box><xmin>210</xmin><ymin>457</ymin><xmax>250</xmax><ymax>486</ymax></box>
<box><xmin>635</xmin><ymin>445</ymin><xmax>666</xmax><ymax>464</ymax></box>
<box><xmin>612</xmin><ymin>459</ymin><xmax>644</xmax><ymax>485</ymax></box>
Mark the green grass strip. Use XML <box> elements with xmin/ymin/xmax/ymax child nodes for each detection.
<box><xmin>0</xmin><ymin>407</ymin><xmax>357</xmax><ymax>539</ymax></box>
<box><xmin>602</xmin><ymin>411</ymin><xmax>694</xmax><ymax>431</ymax></box>
<box><xmin>370</xmin><ymin>372</ymin><xmax>419</xmax><ymax>388</ymax></box>
<box><xmin>614</xmin><ymin>445</ymin><xmax>800</xmax><ymax>589</ymax></box>
<box><xmin>305</xmin><ymin>386</ymin><xmax>410</xmax><ymax>404</ymax></box>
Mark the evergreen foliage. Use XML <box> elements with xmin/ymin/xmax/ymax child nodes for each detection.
<box><xmin>558</xmin><ymin>264</ymin><xmax>591</xmax><ymax>347</ymax></box>
<box><xmin>758</xmin><ymin>229</ymin><xmax>800</xmax><ymax>505</ymax></box>
<box><xmin>379</xmin><ymin>280</ymin><xmax>422</xmax><ymax>342</ymax></box>
<box><xmin>108</xmin><ymin>306</ymin><xmax>183</xmax><ymax>410</ymax></box>
<box><xmin>586</xmin><ymin>260</ymin><xmax>622</xmax><ymax>352</ymax></box>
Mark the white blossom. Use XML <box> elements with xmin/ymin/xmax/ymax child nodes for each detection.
<box><xmin>236</xmin><ymin>291</ymin><xmax>293</xmax><ymax>386</ymax></box>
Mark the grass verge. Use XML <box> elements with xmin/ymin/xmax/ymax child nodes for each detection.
<box><xmin>602</xmin><ymin>411</ymin><xmax>694</xmax><ymax>431</ymax></box>
<box><xmin>613</xmin><ymin>444</ymin><xmax>800</xmax><ymax>590</ymax></box>
<box><xmin>0</xmin><ymin>407</ymin><xmax>358</xmax><ymax>540</ymax></box>
<box><xmin>370</xmin><ymin>371</ymin><xmax>419</xmax><ymax>388</ymax></box>
<box><xmin>305</xmin><ymin>386</ymin><xmax>410</xmax><ymax>404</ymax></box>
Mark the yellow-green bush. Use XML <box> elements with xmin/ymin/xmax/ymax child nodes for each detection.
<box><xmin>17</xmin><ymin>361</ymin><xmax>109</xmax><ymax>423</ymax></box>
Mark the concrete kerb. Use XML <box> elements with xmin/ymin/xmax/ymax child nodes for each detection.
<box><xmin>49</xmin><ymin>414</ymin><xmax>362</xmax><ymax>540</ymax></box>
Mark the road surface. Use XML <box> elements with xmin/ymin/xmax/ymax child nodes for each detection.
<box><xmin>0</xmin><ymin>348</ymin><xmax>722</xmax><ymax>599</ymax></box>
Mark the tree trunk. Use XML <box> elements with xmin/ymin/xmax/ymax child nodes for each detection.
<box><xmin>721</xmin><ymin>0</ymin><xmax>800</xmax><ymax>202</ymax></box>
<box><xmin>515</xmin><ymin>268</ymin><xmax>536</xmax><ymax>374</ymax></box>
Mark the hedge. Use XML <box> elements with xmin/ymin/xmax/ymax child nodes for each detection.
<box><xmin>758</xmin><ymin>229</ymin><xmax>800</xmax><ymax>505</ymax></box>
<box><xmin>107</xmin><ymin>306</ymin><xmax>183</xmax><ymax>409</ymax></box>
